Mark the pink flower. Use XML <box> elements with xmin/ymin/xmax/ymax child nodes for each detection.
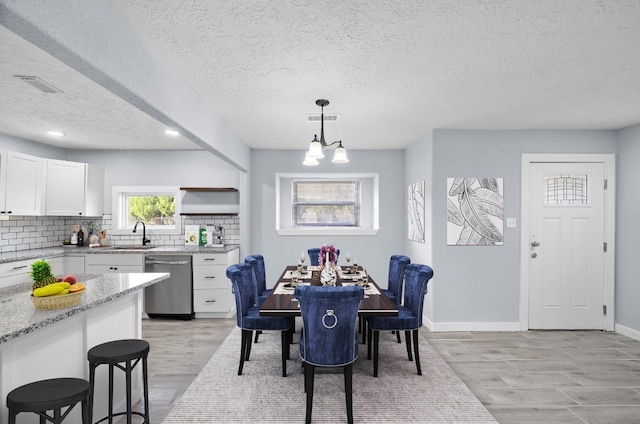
<box><xmin>319</xmin><ymin>244</ymin><xmax>337</xmax><ymax>265</ymax></box>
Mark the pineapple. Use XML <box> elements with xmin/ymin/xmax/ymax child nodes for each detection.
<box><xmin>31</xmin><ymin>259</ymin><xmax>56</xmax><ymax>290</ymax></box>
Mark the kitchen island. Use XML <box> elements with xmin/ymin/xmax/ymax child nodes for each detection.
<box><xmin>0</xmin><ymin>272</ymin><xmax>169</xmax><ymax>424</ymax></box>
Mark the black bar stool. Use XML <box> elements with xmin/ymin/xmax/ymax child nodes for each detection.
<box><xmin>6</xmin><ymin>377</ymin><xmax>90</xmax><ymax>424</ymax></box>
<box><xmin>88</xmin><ymin>339</ymin><xmax>150</xmax><ymax>424</ymax></box>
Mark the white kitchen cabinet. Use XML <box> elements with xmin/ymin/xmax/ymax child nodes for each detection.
<box><xmin>45</xmin><ymin>159</ymin><xmax>104</xmax><ymax>217</ymax></box>
<box><xmin>0</xmin><ymin>150</ymin><xmax>7</xmax><ymax>214</ymax></box>
<box><xmin>0</xmin><ymin>256</ymin><xmax>63</xmax><ymax>289</ymax></box>
<box><xmin>2</xmin><ymin>151</ymin><xmax>45</xmax><ymax>216</ymax></box>
<box><xmin>193</xmin><ymin>248</ymin><xmax>239</xmax><ymax>318</ymax></box>
<box><xmin>63</xmin><ymin>255</ymin><xmax>86</xmax><ymax>275</ymax></box>
<box><xmin>85</xmin><ymin>254</ymin><xmax>144</xmax><ymax>273</ymax></box>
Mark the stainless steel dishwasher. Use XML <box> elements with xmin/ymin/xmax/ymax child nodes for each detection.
<box><xmin>144</xmin><ymin>255</ymin><xmax>194</xmax><ymax>320</ymax></box>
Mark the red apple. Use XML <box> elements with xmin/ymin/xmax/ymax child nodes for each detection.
<box><xmin>62</xmin><ymin>275</ymin><xmax>78</xmax><ymax>284</ymax></box>
<box><xmin>57</xmin><ymin>277</ymin><xmax>63</xmax><ymax>282</ymax></box>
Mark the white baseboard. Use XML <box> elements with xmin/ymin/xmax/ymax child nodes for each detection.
<box><xmin>424</xmin><ymin>317</ymin><xmax>521</xmax><ymax>332</ymax></box>
<box><xmin>614</xmin><ymin>324</ymin><xmax>640</xmax><ymax>341</ymax></box>
<box><xmin>424</xmin><ymin>317</ymin><xmax>640</xmax><ymax>340</ymax></box>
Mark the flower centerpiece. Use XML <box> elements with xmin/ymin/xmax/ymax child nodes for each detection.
<box><xmin>319</xmin><ymin>244</ymin><xmax>338</xmax><ymax>286</ymax></box>
<box><xmin>319</xmin><ymin>244</ymin><xmax>338</xmax><ymax>267</ymax></box>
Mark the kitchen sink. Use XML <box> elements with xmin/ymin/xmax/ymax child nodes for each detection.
<box><xmin>111</xmin><ymin>245</ymin><xmax>156</xmax><ymax>250</ymax></box>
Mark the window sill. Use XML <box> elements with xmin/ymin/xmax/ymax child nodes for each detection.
<box><xmin>276</xmin><ymin>228</ymin><xmax>379</xmax><ymax>236</ymax></box>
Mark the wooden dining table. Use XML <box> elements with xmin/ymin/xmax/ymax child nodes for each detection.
<box><xmin>260</xmin><ymin>265</ymin><xmax>398</xmax><ymax>318</ymax></box>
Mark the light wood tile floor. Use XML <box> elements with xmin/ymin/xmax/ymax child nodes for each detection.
<box><xmin>426</xmin><ymin>330</ymin><xmax>640</xmax><ymax>424</ymax></box>
<box><xmin>137</xmin><ymin>319</ymin><xmax>640</xmax><ymax>424</ymax></box>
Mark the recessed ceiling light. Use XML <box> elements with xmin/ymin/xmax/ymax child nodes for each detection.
<box><xmin>47</xmin><ymin>130</ymin><xmax>65</xmax><ymax>137</ymax></box>
<box><xmin>164</xmin><ymin>129</ymin><xmax>180</xmax><ymax>136</ymax></box>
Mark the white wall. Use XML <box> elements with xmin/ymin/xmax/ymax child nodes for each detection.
<box><xmin>250</xmin><ymin>149</ymin><xmax>406</xmax><ymax>288</ymax></box>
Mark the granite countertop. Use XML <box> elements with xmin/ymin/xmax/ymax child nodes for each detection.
<box><xmin>0</xmin><ymin>244</ymin><xmax>240</xmax><ymax>264</ymax></box>
<box><xmin>0</xmin><ymin>272</ymin><xmax>169</xmax><ymax>345</ymax></box>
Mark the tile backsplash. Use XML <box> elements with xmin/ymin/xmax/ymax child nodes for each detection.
<box><xmin>0</xmin><ymin>215</ymin><xmax>239</xmax><ymax>253</ymax></box>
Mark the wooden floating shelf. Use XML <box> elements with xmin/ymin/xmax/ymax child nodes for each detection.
<box><xmin>180</xmin><ymin>213</ymin><xmax>238</xmax><ymax>216</ymax></box>
<box><xmin>179</xmin><ymin>187</ymin><xmax>238</xmax><ymax>192</ymax></box>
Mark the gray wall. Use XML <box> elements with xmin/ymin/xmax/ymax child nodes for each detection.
<box><xmin>66</xmin><ymin>150</ymin><xmax>242</xmax><ymax>212</ymax></box>
<box><xmin>250</xmin><ymin>149</ymin><xmax>406</xmax><ymax>287</ymax></box>
<box><xmin>404</xmin><ymin>131</ymin><xmax>435</xmax><ymax>321</ymax></box>
<box><xmin>614</xmin><ymin>123</ymin><xmax>640</xmax><ymax>332</ymax></box>
<box><xmin>427</xmin><ymin>129</ymin><xmax>617</xmax><ymax>325</ymax></box>
<box><xmin>0</xmin><ymin>133</ymin><xmax>67</xmax><ymax>159</ymax></box>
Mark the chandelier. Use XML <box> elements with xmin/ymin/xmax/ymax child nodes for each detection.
<box><xmin>303</xmin><ymin>99</ymin><xmax>349</xmax><ymax>166</ymax></box>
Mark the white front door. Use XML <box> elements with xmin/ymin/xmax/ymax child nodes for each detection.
<box><xmin>527</xmin><ymin>161</ymin><xmax>607</xmax><ymax>329</ymax></box>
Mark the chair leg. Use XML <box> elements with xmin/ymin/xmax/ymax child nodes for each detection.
<box><xmin>281</xmin><ymin>330</ymin><xmax>288</xmax><ymax>377</ymax></box>
<box><xmin>344</xmin><ymin>363</ymin><xmax>354</xmax><ymax>424</ymax></box>
<box><xmin>245</xmin><ymin>330</ymin><xmax>254</xmax><ymax>361</ymax></box>
<box><xmin>304</xmin><ymin>362</ymin><xmax>315</xmax><ymax>424</ymax></box>
<box><xmin>238</xmin><ymin>329</ymin><xmax>250</xmax><ymax>375</ymax></box>
<box><xmin>361</xmin><ymin>318</ymin><xmax>367</xmax><ymax>345</ymax></box>
<box><xmin>405</xmin><ymin>330</ymin><xmax>413</xmax><ymax>361</ymax></box>
<box><xmin>413</xmin><ymin>329</ymin><xmax>422</xmax><ymax>375</ymax></box>
<box><xmin>373</xmin><ymin>330</ymin><xmax>380</xmax><ymax>377</ymax></box>
<box><xmin>396</xmin><ymin>330</ymin><xmax>401</xmax><ymax>343</ymax></box>
<box><xmin>254</xmin><ymin>330</ymin><xmax>262</xmax><ymax>343</ymax></box>
<box><xmin>367</xmin><ymin>325</ymin><xmax>373</xmax><ymax>360</ymax></box>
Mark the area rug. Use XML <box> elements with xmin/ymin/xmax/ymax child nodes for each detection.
<box><xmin>162</xmin><ymin>326</ymin><xmax>497</xmax><ymax>423</ymax></box>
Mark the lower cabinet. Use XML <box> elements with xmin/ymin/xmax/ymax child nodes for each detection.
<box><xmin>0</xmin><ymin>256</ymin><xmax>63</xmax><ymax>289</ymax></box>
<box><xmin>192</xmin><ymin>248</ymin><xmax>239</xmax><ymax>318</ymax></box>
<box><xmin>84</xmin><ymin>254</ymin><xmax>144</xmax><ymax>273</ymax></box>
<box><xmin>63</xmin><ymin>255</ymin><xmax>86</xmax><ymax>275</ymax></box>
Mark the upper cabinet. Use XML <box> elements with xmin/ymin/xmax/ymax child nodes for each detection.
<box><xmin>180</xmin><ymin>187</ymin><xmax>239</xmax><ymax>216</ymax></box>
<box><xmin>2</xmin><ymin>151</ymin><xmax>45</xmax><ymax>216</ymax></box>
<box><xmin>0</xmin><ymin>149</ymin><xmax>104</xmax><ymax>217</ymax></box>
<box><xmin>45</xmin><ymin>159</ymin><xmax>104</xmax><ymax>216</ymax></box>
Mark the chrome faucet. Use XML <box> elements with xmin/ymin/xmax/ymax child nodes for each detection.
<box><xmin>132</xmin><ymin>219</ymin><xmax>150</xmax><ymax>246</ymax></box>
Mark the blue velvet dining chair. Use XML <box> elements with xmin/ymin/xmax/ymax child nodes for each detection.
<box><xmin>382</xmin><ymin>255</ymin><xmax>411</xmax><ymax>343</ymax></box>
<box><xmin>226</xmin><ymin>263</ymin><xmax>291</xmax><ymax>377</ymax></box>
<box><xmin>367</xmin><ymin>263</ymin><xmax>434</xmax><ymax>377</ymax></box>
<box><xmin>244</xmin><ymin>255</ymin><xmax>270</xmax><ymax>305</ymax></box>
<box><xmin>307</xmin><ymin>248</ymin><xmax>340</xmax><ymax>266</ymax></box>
<box><xmin>382</xmin><ymin>255</ymin><xmax>411</xmax><ymax>305</ymax></box>
<box><xmin>295</xmin><ymin>285</ymin><xmax>364</xmax><ymax>424</ymax></box>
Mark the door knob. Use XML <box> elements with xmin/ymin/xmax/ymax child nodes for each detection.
<box><xmin>531</xmin><ymin>241</ymin><xmax>540</xmax><ymax>247</ymax></box>
<box><xmin>531</xmin><ymin>253</ymin><xmax>538</xmax><ymax>258</ymax></box>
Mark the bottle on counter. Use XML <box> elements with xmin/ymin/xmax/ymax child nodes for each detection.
<box><xmin>71</xmin><ymin>231</ymin><xmax>78</xmax><ymax>245</ymax></box>
<box><xmin>77</xmin><ymin>228</ymin><xmax>84</xmax><ymax>246</ymax></box>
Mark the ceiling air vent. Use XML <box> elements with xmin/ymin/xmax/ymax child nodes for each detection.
<box><xmin>15</xmin><ymin>75</ymin><xmax>63</xmax><ymax>93</ymax></box>
<box><xmin>307</xmin><ymin>113</ymin><xmax>339</xmax><ymax>122</ymax></box>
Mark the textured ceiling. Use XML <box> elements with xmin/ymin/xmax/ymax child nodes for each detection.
<box><xmin>0</xmin><ymin>25</ymin><xmax>198</xmax><ymax>150</ymax></box>
<box><xmin>1</xmin><ymin>1</ymin><xmax>640</xmax><ymax>152</ymax></box>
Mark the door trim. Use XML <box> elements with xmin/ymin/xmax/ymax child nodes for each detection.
<box><xmin>519</xmin><ymin>154</ymin><xmax>616</xmax><ymax>331</ymax></box>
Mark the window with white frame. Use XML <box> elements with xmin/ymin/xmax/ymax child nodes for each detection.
<box><xmin>112</xmin><ymin>186</ymin><xmax>182</xmax><ymax>234</ymax></box>
<box><xmin>293</xmin><ymin>179</ymin><xmax>360</xmax><ymax>227</ymax></box>
<box><xmin>276</xmin><ymin>173</ymin><xmax>379</xmax><ymax>235</ymax></box>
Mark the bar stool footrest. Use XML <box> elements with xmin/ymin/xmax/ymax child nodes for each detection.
<box><xmin>94</xmin><ymin>411</ymin><xmax>148</xmax><ymax>424</ymax></box>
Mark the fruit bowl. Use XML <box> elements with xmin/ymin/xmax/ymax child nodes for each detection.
<box><xmin>31</xmin><ymin>290</ymin><xmax>84</xmax><ymax>310</ymax></box>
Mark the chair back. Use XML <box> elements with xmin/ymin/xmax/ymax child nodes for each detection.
<box><xmin>244</xmin><ymin>255</ymin><xmax>266</xmax><ymax>304</ymax></box>
<box><xmin>295</xmin><ymin>285</ymin><xmax>364</xmax><ymax>367</ymax></box>
<box><xmin>226</xmin><ymin>263</ymin><xmax>256</xmax><ymax>328</ymax></box>
<box><xmin>402</xmin><ymin>264</ymin><xmax>434</xmax><ymax>326</ymax></box>
<box><xmin>307</xmin><ymin>248</ymin><xmax>340</xmax><ymax>266</ymax></box>
<box><xmin>388</xmin><ymin>255</ymin><xmax>410</xmax><ymax>302</ymax></box>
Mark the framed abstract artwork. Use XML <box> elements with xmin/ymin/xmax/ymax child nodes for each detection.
<box><xmin>447</xmin><ymin>177</ymin><xmax>503</xmax><ymax>246</ymax></box>
<box><xmin>408</xmin><ymin>180</ymin><xmax>425</xmax><ymax>243</ymax></box>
